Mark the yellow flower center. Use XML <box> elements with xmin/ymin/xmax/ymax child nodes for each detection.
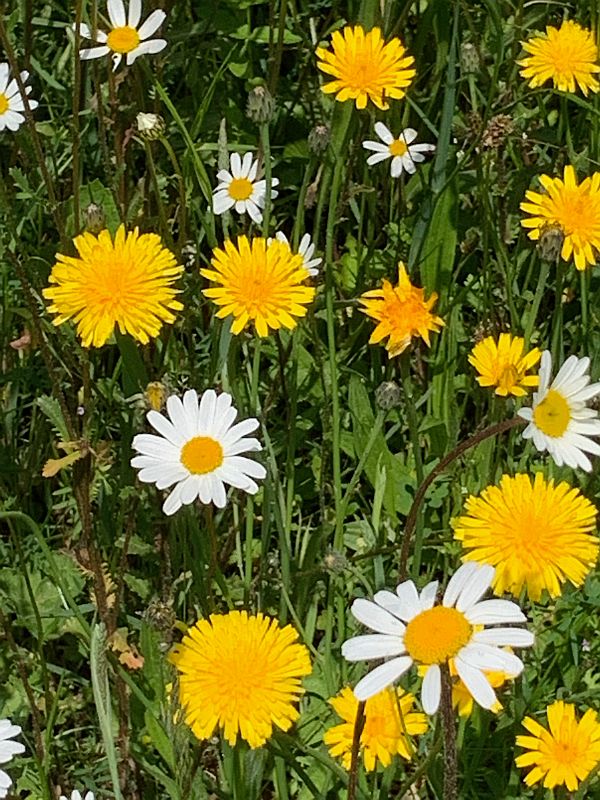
<box><xmin>533</xmin><ymin>389</ymin><xmax>571</xmax><ymax>437</ymax></box>
<box><xmin>107</xmin><ymin>25</ymin><xmax>141</xmax><ymax>54</ymax></box>
<box><xmin>498</xmin><ymin>364</ymin><xmax>520</xmax><ymax>394</ymax></box>
<box><xmin>404</xmin><ymin>606</ymin><xmax>472</xmax><ymax>665</ymax></box>
<box><xmin>0</xmin><ymin>93</ymin><xmax>8</xmax><ymax>115</ymax></box>
<box><xmin>228</xmin><ymin>177</ymin><xmax>254</xmax><ymax>201</ymax></box>
<box><xmin>180</xmin><ymin>436</ymin><xmax>224</xmax><ymax>474</ymax></box>
<box><xmin>389</xmin><ymin>139</ymin><xmax>408</xmax><ymax>157</ymax></box>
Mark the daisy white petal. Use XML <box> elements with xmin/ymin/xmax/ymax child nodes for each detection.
<box><xmin>80</xmin><ymin>45</ymin><xmax>111</xmax><ymax>60</ymax></box>
<box><xmin>350</xmin><ymin>598</ymin><xmax>406</xmax><ymax>635</ymax></box>
<box><xmin>459</xmin><ymin>643</ymin><xmax>524</xmax><ymax>675</ymax></box>
<box><xmin>421</xmin><ymin>664</ymin><xmax>441</xmax><ymax>714</ymax></box>
<box><xmin>473</xmin><ymin>628</ymin><xmax>535</xmax><ymax>648</ymax></box>
<box><xmin>107</xmin><ymin>0</ymin><xmax>126</xmax><ymax>27</ymax></box>
<box><xmin>138</xmin><ymin>9</ymin><xmax>166</xmax><ymax>40</ymax></box>
<box><xmin>465</xmin><ymin>599</ymin><xmax>527</xmax><ymax>625</ymax></box>
<box><xmin>454</xmin><ymin>658</ymin><xmax>498</xmax><ymax>710</ymax></box>
<box><xmin>353</xmin><ymin>657</ymin><xmax>413</xmax><ymax>701</ymax></box>
<box><xmin>341</xmin><ymin>634</ymin><xmax>405</xmax><ymax>661</ymax></box>
<box><xmin>455</xmin><ymin>564</ymin><xmax>495</xmax><ymax>612</ymax></box>
<box><xmin>443</xmin><ymin>562</ymin><xmax>479</xmax><ymax>608</ymax></box>
<box><xmin>374</xmin><ymin>121</ymin><xmax>394</xmax><ymax>143</ymax></box>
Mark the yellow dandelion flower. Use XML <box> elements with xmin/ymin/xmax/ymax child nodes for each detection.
<box><xmin>316</xmin><ymin>25</ymin><xmax>415</xmax><ymax>110</ymax></box>
<box><xmin>469</xmin><ymin>334</ymin><xmax>541</xmax><ymax>397</ymax></box>
<box><xmin>359</xmin><ymin>263</ymin><xmax>444</xmax><ymax>357</ymax></box>
<box><xmin>518</xmin><ymin>20</ymin><xmax>600</xmax><ymax>96</ymax></box>
<box><xmin>43</xmin><ymin>225</ymin><xmax>183</xmax><ymax>348</ymax></box>
<box><xmin>324</xmin><ymin>686</ymin><xmax>427</xmax><ymax>771</ymax></box>
<box><xmin>169</xmin><ymin>610</ymin><xmax>311</xmax><ymax>748</ymax></box>
<box><xmin>201</xmin><ymin>236</ymin><xmax>316</xmax><ymax>337</ymax></box>
<box><xmin>453</xmin><ymin>473</ymin><xmax>599</xmax><ymax>601</ymax></box>
<box><xmin>516</xmin><ymin>701</ymin><xmax>600</xmax><ymax>791</ymax></box>
<box><xmin>520</xmin><ymin>165</ymin><xmax>600</xmax><ymax>271</ymax></box>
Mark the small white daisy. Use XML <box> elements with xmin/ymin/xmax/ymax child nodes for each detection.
<box><xmin>362</xmin><ymin>122</ymin><xmax>436</xmax><ymax>177</ymax></box>
<box><xmin>212</xmin><ymin>152</ymin><xmax>279</xmax><ymax>225</ymax></box>
<box><xmin>131</xmin><ymin>388</ymin><xmax>267</xmax><ymax>516</ymax></box>
<box><xmin>60</xmin><ymin>791</ymin><xmax>94</xmax><ymax>800</ymax></box>
<box><xmin>342</xmin><ymin>562</ymin><xmax>534</xmax><ymax>714</ymax></box>
<box><xmin>273</xmin><ymin>232</ymin><xmax>322</xmax><ymax>277</ymax></box>
<box><xmin>0</xmin><ymin>64</ymin><xmax>38</xmax><ymax>133</ymax></box>
<box><xmin>0</xmin><ymin>719</ymin><xmax>25</xmax><ymax>800</ymax></box>
<box><xmin>518</xmin><ymin>350</ymin><xmax>600</xmax><ymax>471</ymax></box>
<box><xmin>75</xmin><ymin>0</ymin><xmax>167</xmax><ymax>71</ymax></box>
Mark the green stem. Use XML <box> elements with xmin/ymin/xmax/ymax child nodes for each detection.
<box><xmin>244</xmin><ymin>338</ymin><xmax>262</xmax><ymax>601</ymax></box>
<box><xmin>160</xmin><ymin>135</ymin><xmax>187</xmax><ymax>247</ymax></box>
<box><xmin>524</xmin><ymin>256</ymin><xmax>550</xmax><ymax>346</ymax></box>
<box><xmin>347</xmin><ymin>701</ymin><xmax>365</xmax><ymax>800</ymax></box>
<box><xmin>144</xmin><ymin>140</ymin><xmax>171</xmax><ymax>247</ymax></box>
<box><xmin>72</xmin><ymin>0</ymin><xmax>83</xmax><ymax>233</ymax></box>
<box><xmin>261</xmin><ymin>122</ymin><xmax>272</xmax><ymax>235</ymax></box>
<box><xmin>580</xmin><ymin>269</ymin><xmax>589</xmax><ymax>351</ymax></box>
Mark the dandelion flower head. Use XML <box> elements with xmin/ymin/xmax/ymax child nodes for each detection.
<box><xmin>469</xmin><ymin>333</ymin><xmax>541</xmax><ymax>397</ymax></box>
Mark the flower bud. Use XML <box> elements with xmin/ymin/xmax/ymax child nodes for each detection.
<box><xmin>246</xmin><ymin>85</ymin><xmax>275</xmax><ymax>124</ymax></box>
<box><xmin>136</xmin><ymin>112</ymin><xmax>165</xmax><ymax>141</ymax></box>
<box><xmin>375</xmin><ymin>381</ymin><xmax>402</xmax><ymax>410</ymax></box>
<box><xmin>84</xmin><ymin>203</ymin><xmax>105</xmax><ymax>234</ymax></box>
<box><xmin>308</xmin><ymin>123</ymin><xmax>330</xmax><ymax>155</ymax></box>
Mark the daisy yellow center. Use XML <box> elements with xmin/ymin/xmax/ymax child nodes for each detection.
<box><xmin>404</xmin><ymin>606</ymin><xmax>472</xmax><ymax>665</ymax></box>
<box><xmin>107</xmin><ymin>25</ymin><xmax>140</xmax><ymax>54</ymax></box>
<box><xmin>389</xmin><ymin>139</ymin><xmax>408</xmax><ymax>157</ymax></box>
<box><xmin>0</xmin><ymin>93</ymin><xmax>8</xmax><ymax>115</ymax></box>
<box><xmin>533</xmin><ymin>389</ymin><xmax>570</xmax><ymax>437</ymax></box>
<box><xmin>180</xmin><ymin>436</ymin><xmax>223</xmax><ymax>474</ymax></box>
<box><xmin>228</xmin><ymin>177</ymin><xmax>254</xmax><ymax>201</ymax></box>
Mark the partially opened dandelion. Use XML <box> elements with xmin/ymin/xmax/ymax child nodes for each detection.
<box><xmin>469</xmin><ymin>333</ymin><xmax>540</xmax><ymax>397</ymax></box>
<box><xmin>0</xmin><ymin>64</ymin><xmax>38</xmax><ymax>133</ymax></box>
<box><xmin>169</xmin><ymin>611</ymin><xmax>311</xmax><ymax>748</ymax></box>
<box><xmin>363</xmin><ymin>122</ymin><xmax>436</xmax><ymax>177</ymax></box>
<box><xmin>212</xmin><ymin>152</ymin><xmax>278</xmax><ymax>225</ymax></box>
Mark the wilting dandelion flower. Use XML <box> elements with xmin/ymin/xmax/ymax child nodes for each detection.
<box><xmin>516</xmin><ymin>701</ymin><xmax>600</xmax><ymax>791</ymax></box>
<box><xmin>518</xmin><ymin>20</ymin><xmax>600</xmax><ymax>96</ymax></box>
<box><xmin>518</xmin><ymin>351</ymin><xmax>600</xmax><ymax>471</ymax></box>
<box><xmin>521</xmin><ymin>165</ymin><xmax>600</xmax><ymax>271</ymax></box>
<box><xmin>0</xmin><ymin>719</ymin><xmax>25</xmax><ymax>800</ymax></box>
<box><xmin>342</xmin><ymin>562</ymin><xmax>534</xmax><ymax>714</ymax></box>
<box><xmin>76</xmin><ymin>0</ymin><xmax>167</xmax><ymax>71</ymax></box>
<box><xmin>362</xmin><ymin>123</ymin><xmax>435</xmax><ymax>177</ymax></box>
<box><xmin>59</xmin><ymin>792</ymin><xmax>95</xmax><ymax>800</ymax></box>
<box><xmin>469</xmin><ymin>334</ymin><xmax>541</xmax><ymax>397</ymax></box>
<box><xmin>324</xmin><ymin>686</ymin><xmax>427</xmax><ymax>771</ymax></box>
<box><xmin>43</xmin><ymin>225</ymin><xmax>183</xmax><ymax>348</ymax></box>
<box><xmin>212</xmin><ymin>152</ymin><xmax>278</xmax><ymax>225</ymax></box>
<box><xmin>316</xmin><ymin>25</ymin><xmax>415</xmax><ymax>110</ymax></box>
<box><xmin>359</xmin><ymin>263</ymin><xmax>443</xmax><ymax>357</ymax></box>
<box><xmin>272</xmin><ymin>232</ymin><xmax>322</xmax><ymax>276</ymax></box>
<box><xmin>201</xmin><ymin>236</ymin><xmax>315</xmax><ymax>337</ymax></box>
<box><xmin>131</xmin><ymin>389</ymin><xmax>266</xmax><ymax>516</ymax></box>
<box><xmin>0</xmin><ymin>64</ymin><xmax>38</xmax><ymax>132</ymax></box>
<box><xmin>169</xmin><ymin>610</ymin><xmax>311</xmax><ymax>748</ymax></box>
<box><xmin>453</xmin><ymin>473</ymin><xmax>598</xmax><ymax>601</ymax></box>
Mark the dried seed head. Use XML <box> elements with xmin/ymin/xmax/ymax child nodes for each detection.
<box><xmin>375</xmin><ymin>380</ymin><xmax>402</xmax><ymax>410</ymax></box>
<box><xmin>308</xmin><ymin>123</ymin><xmax>330</xmax><ymax>155</ymax></box>
<box><xmin>482</xmin><ymin>114</ymin><xmax>515</xmax><ymax>149</ymax></box>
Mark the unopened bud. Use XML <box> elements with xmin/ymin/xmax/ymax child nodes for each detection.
<box><xmin>246</xmin><ymin>85</ymin><xmax>275</xmax><ymax>124</ymax></box>
<box><xmin>136</xmin><ymin>112</ymin><xmax>165</xmax><ymax>140</ymax></box>
<box><xmin>323</xmin><ymin>549</ymin><xmax>348</xmax><ymax>574</ymax></box>
<box><xmin>308</xmin><ymin>123</ymin><xmax>330</xmax><ymax>155</ymax></box>
<box><xmin>375</xmin><ymin>381</ymin><xmax>402</xmax><ymax>410</ymax></box>
<box><xmin>145</xmin><ymin>381</ymin><xmax>168</xmax><ymax>412</ymax></box>
<box><xmin>84</xmin><ymin>203</ymin><xmax>105</xmax><ymax>234</ymax></box>
<box><xmin>460</xmin><ymin>42</ymin><xmax>480</xmax><ymax>75</ymax></box>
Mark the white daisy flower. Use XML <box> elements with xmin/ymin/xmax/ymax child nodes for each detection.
<box><xmin>0</xmin><ymin>719</ymin><xmax>25</xmax><ymax>800</ymax></box>
<box><xmin>342</xmin><ymin>562</ymin><xmax>534</xmax><ymax>714</ymax></box>
<box><xmin>60</xmin><ymin>791</ymin><xmax>94</xmax><ymax>800</ymax></box>
<box><xmin>362</xmin><ymin>122</ymin><xmax>436</xmax><ymax>177</ymax></box>
<box><xmin>212</xmin><ymin>152</ymin><xmax>279</xmax><ymax>225</ymax></box>
<box><xmin>518</xmin><ymin>350</ymin><xmax>600</xmax><ymax>472</ymax></box>
<box><xmin>75</xmin><ymin>0</ymin><xmax>167</xmax><ymax>71</ymax></box>
<box><xmin>131</xmin><ymin>388</ymin><xmax>267</xmax><ymax>516</ymax></box>
<box><xmin>0</xmin><ymin>64</ymin><xmax>38</xmax><ymax>133</ymax></box>
<box><xmin>273</xmin><ymin>232</ymin><xmax>322</xmax><ymax>277</ymax></box>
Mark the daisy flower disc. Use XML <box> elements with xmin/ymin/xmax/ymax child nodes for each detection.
<box><xmin>362</xmin><ymin>122</ymin><xmax>436</xmax><ymax>177</ymax></box>
<box><xmin>43</xmin><ymin>225</ymin><xmax>183</xmax><ymax>348</ymax></box>
<box><xmin>212</xmin><ymin>152</ymin><xmax>279</xmax><ymax>225</ymax></box>
<box><xmin>468</xmin><ymin>333</ymin><xmax>541</xmax><ymax>397</ymax></box>
<box><xmin>169</xmin><ymin>610</ymin><xmax>312</xmax><ymax>748</ymax></box>
<box><xmin>0</xmin><ymin>64</ymin><xmax>38</xmax><ymax>132</ymax></box>
<box><xmin>516</xmin><ymin>701</ymin><xmax>600</xmax><ymax>791</ymax></box>
<box><xmin>324</xmin><ymin>686</ymin><xmax>427</xmax><ymax>771</ymax></box>
<box><xmin>0</xmin><ymin>719</ymin><xmax>25</xmax><ymax>799</ymax></box>
<box><xmin>359</xmin><ymin>262</ymin><xmax>444</xmax><ymax>357</ymax></box>
<box><xmin>518</xmin><ymin>351</ymin><xmax>600</xmax><ymax>471</ymax></box>
<box><xmin>454</xmin><ymin>474</ymin><xmax>598</xmax><ymax>600</ymax></box>
<box><xmin>518</xmin><ymin>20</ymin><xmax>600</xmax><ymax>96</ymax></box>
<box><xmin>342</xmin><ymin>562</ymin><xmax>534</xmax><ymax>714</ymax></box>
<box><xmin>201</xmin><ymin>236</ymin><xmax>316</xmax><ymax>337</ymax></box>
<box><xmin>316</xmin><ymin>25</ymin><xmax>416</xmax><ymax>110</ymax></box>
<box><xmin>131</xmin><ymin>388</ymin><xmax>266</xmax><ymax>515</ymax></box>
<box><xmin>520</xmin><ymin>165</ymin><xmax>600</xmax><ymax>271</ymax></box>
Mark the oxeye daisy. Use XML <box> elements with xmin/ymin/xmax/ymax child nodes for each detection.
<box><xmin>342</xmin><ymin>562</ymin><xmax>534</xmax><ymax>714</ymax></box>
<box><xmin>131</xmin><ymin>388</ymin><xmax>266</xmax><ymax>516</ymax></box>
<box><xmin>60</xmin><ymin>792</ymin><xmax>95</xmax><ymax>800</ymax></box>
<box><xmin>359</xmin><ymin>262</ymin><xmax>444</xmax><ymax>357</ymax></box>
<box><xmin>363</xmin><ymin>122</ymin><xmax>435</xmax><ymax>177</ymax></box>
<box><xmin>273</xmin><ymin>232</ymin><xmax>322</xmax><ymax>277</ymax></box>
<box><xmin>43</xmin><ymin>225</ymin><xmax>183</xmax><ymax>348</ymax></box>
<box><xmin>169</xmin><ymin>610</ymin><xmax>312</xmax><ymax>748</ymax></box>
<box><xmin>516</xmin><ymin>701</ymin><xmax>600</xmax><ymax>791</ymax></box>
<box><xmin>76</xmin><ymin>0</ymin><xmax>167</xmax><ymax>71</ymax></box>
<box><xmin>518</xmin><ymin>20</ymin><xmax>600</xmax><ymax>96</ymax></box>
<box><xmin>518</xmin><ymin>351</ymin><xmax>600</xmax><ymax>472</ymax></box>
<box><xmin>469</xmin><ymin>333</ymin><xmax>541</xmax><ymax>397</ymax></box>
<box><xmin>0</xmin><ymin>719</ymin><xmax>25</xmax><ymax>800</ymax></box>
<box><xmin>212</xmin><ymin>152</ymin><xmax>278</xmax><ymax>225</ymax></box>
<box><xmin>324</xmin><ymin>686</ymin><xmax>427</xmax><ymax>771</ymax></box>
<box><xmin>201</xmin><ymin>236</ymin><xmax>316</xmax><ymax>337</ymax></box>
<box><xmin>453</xmin><ymin>473</ymin><xmax>599</xmax><ymax>601</ymax></box>
<box><xmin>0</xmin><ymin>64</ymin><xmax>38</xmax><ymax>132</ymax></box>
<box><xmin>316</xmin><ymin>25</ymin><xmax>415</xmax><ymax>110</ymax></box>
<box><xmin>520</xmin><ymin>165</ymin><xmax>600</xmax><ymax>271</ymax></box>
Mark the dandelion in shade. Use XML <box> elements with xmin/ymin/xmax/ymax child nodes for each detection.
<box><xmin>76</xmin><ymin>0</ymin><xmax>167</xmax><ymax>71</ymax></box>
<box><xmin>518</xmin><ymin>20</ymin><xmax>600</xmax><ymax>96</ymax></box>
<box><xmin>469</xmin><ymin>333</ymin><xmax>541</xmax><ymax>397</ymax></box>
<box><xmin>316</xmin><ymin>25</ymin><xmax>415</xmax><ymax>110</ymax></box>
<box><xmin>212</xmin><ymin>152</ymin><xmax>278</xmax><ymax>225</ymax></box>
<box><xmin>324</xmin><ymin>686</ymin><xmax>427</xmax><ymax>771</ymax></box>
<box><xmin>131</xmin><ymin>389</ymin><xmax>266</xmax><ymax>516</ymax></box>
<box><xmin>169</xmin><ymin>611</ymin><xmax>311</xmax><ymax>748</ymax></box>
<box><xmin>0</xmin><ymin>719</ymin><xmax>25</xmax><ymax>800</ymax></box>
<box><xmin>516</xmin><ymin>701</ymin><xmax>600</xmax><ymax>791</ymax></box>
<box><xmin>0</xmin><ymin>64</ymin><xmax>38</xmax><ymax>133</ymax></box>
<box><xmin>518</xmin><ymin>351</ymin><xmax>600</xmax><ymax>471</ymax></box>
<box><xmin>359</xmin><ymin>263</ymin><xmax>443</xmax><ymax>357</ymax></box>
<box><xmin>273</xmin><ymin>232</ymin><xmax>322</xmax><ymax>277</ymax></box>
<box><xmin>363</xmin><ymin>123</ymin><xmax>435</xmax><ymax>177</ymax></box>
<box><xmin>521</xmin><ymin>165</ymin><xmax>600</xmax><ymax>271</ymax></box>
